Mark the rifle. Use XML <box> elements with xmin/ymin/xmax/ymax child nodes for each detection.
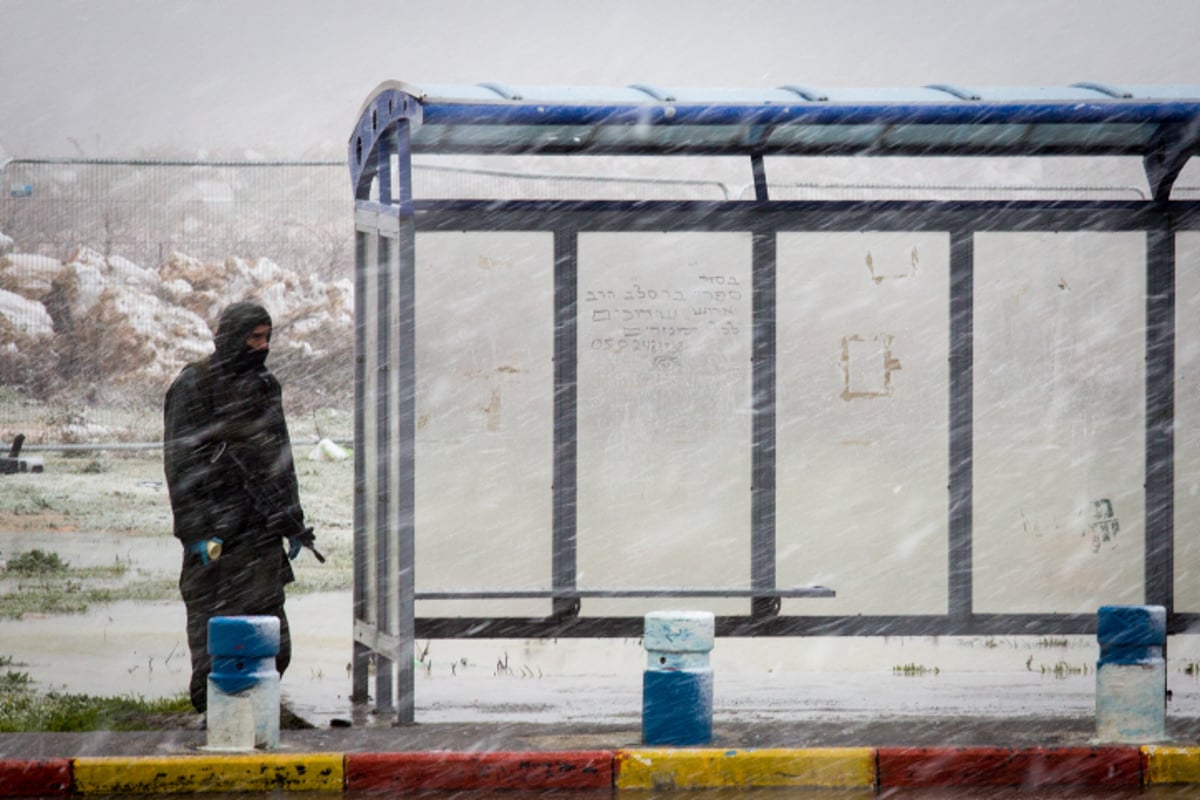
<box><xmin>210</xmin><ymin>441</ymin><xmax>326</xmax><ymax>563</ymax></box>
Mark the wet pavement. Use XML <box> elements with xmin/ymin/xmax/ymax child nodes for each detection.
<box><xmin>4</xmin><ymin>590</ymin><xmax>1200</xmax><ymax>786</ymax></box>
<box><xmin>4</xmin><ymin>590</ymin><xmax>1200</xmax><ymax>754</ymax></box>
<box><xmin>1</xmin><ymin>665</ymin><xmax>1199</xmax><ymax>758</ymax></box>
<box><xmin>1</xmin><ymin>713</ymin><xmax>1199</xmax><ymax>760</ymax></box>
<box><xmin>4</xmin><ymin>623</ymin><xmax>1200</xmax><ymax>796</ymax></box>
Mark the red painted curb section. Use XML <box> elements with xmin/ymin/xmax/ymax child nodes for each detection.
<box><xmin>0</xmin><ymin>759</ymin><xmax>72</xmax><ymax>797</ymax></box>
<box><xmin>878</xmin><ymin>747</ymin><xmax>1143</xmax><ymax>787</ymax></box>
<box><xmin>345</xmin><ymin>751</ymin><xmax>615</xmax><ymax>792</ymax></box>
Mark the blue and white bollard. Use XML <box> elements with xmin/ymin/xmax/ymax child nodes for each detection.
<box><xmin>1095</xmin><ymin>604</ymin><xmax>1167</xmax><ymax>742</ymax></box>
<box><xmin>642</xmin><ymin>610</ymin><xmax>714</xmax><ymax>746</ymax></box>
<box><xmin>207</xmin><ymin>615</ymin><xmax>281</xmax><ymax>751</ymax></box>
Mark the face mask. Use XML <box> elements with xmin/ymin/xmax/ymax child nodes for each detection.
<box><xmin>233</xmin><ymin>344</ymin><xmax>268</xmax><ymax>373</ymax></box>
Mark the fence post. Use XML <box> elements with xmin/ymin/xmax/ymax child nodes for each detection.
<box><xmin>642</xmin><ymin>610</ymin><xmax>714</xmax><ymax>746</ymax></box>
<box><xmin>206</xmin><ymin>615</ymin><xmax>281</xmax><ymax>750</ymax></box>
<box><xmin>1095</xmin><ymin>604</ymin><xmax>1167</xmax><ymax>742</ymax></box>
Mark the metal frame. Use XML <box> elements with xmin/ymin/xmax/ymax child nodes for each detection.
<box><xmin>349</xmin><ymin>82</ymin><xmax>1200</xmax><ymax>723</ymax></box>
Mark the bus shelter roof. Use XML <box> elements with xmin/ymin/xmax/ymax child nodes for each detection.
<box><xmin>350</xmin><ymin>81</ymin><xmax>1200</xmax><ymax>201</ymax></box>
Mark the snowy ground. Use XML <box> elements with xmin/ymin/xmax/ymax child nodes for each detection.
<box><xmin>4</xmin><ymin>451</ymin><xmax>1200</xmax><ymax>731</ymax></box>
<box><xmin>4</xmin><ymin>589</ymin><xmax>1200</xmax><ymax>731</ymax></box>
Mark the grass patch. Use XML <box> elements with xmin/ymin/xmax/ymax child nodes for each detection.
<box><xmin>1036</xmin><ymin>637</ymin><xmax>1070</xmax><ymax>648</ymax></box>
<box><xmin>0</xmin><ymin>539</ymin><xmax>345</xmax><ymax>617</ymax></box>
<box><xmin>0</xmin><ymin>646</ymin><xmax>196</xmax><ymax>733</ymax></box>
<box><xmin>0</xmin><ymin>671</ymin><xmax>31</xmax><ymax>691</ymax></box>
<box><xmin>72</xmin><ymin>562</ymin><xmax>130</xmax><ymax>579</ymax></box>
<box><xmin>0</xmin><ymin>547</ymin><xmax>159</xmax><ymax>618</ymax></box>
<box><xmin>7</xmin><ymin>489</ymin><xmax>55</xmax><ymax>516</ymax></box>
<box><xmin>0</xmin><ymin>690</ymin><xmax>193</xmax><ymax>732</ymax></box>
<box><xmin>0</xmin><ymin>577</ymin><xmax>178</xmax><ymax>619</ymax></box>
<box><xmin>893</xmin><ymin>662</ymin><xmax>939</xmax><ymax>676</ymax></box>
<box><xmin>1042</xmin><ymin>660</ymin><xmax>1089</xmax><ymax>678</ymax></box>
<box><xmin>288</xmin><ymin>571</ymin><xmax>352</xmax><ymax>594</ymax></box>
<box><xmin>8</xmin><ymin>549</ymin><xmax>69</xmax><ymax>575</ymax></box>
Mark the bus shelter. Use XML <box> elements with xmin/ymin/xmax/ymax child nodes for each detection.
<box><xmin>349</xmin><ymin>81</ymin><xmax>1200</xmax><ymax>723</ymax></box>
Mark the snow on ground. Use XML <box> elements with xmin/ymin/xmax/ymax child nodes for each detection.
<box><xmin>0</xmin><ymin>232</ymin><xmax>353</xmax><ymax>380</ymax></box>
<box><xmin>0</xmin><ymin>288</ymin><xmax>53</xmax><ymax>336</ymax></box>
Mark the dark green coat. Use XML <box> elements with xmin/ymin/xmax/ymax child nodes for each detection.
<box><xmin>163</xmin><ymin>302</ymin><xmax>303</xmax><ymax>601</ymax></box>
<box><xmin>164</xmin><ymin>302</ymin><xmax>304</xmax><ymax>711</ymax></box>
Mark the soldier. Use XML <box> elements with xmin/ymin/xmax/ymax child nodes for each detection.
<box><xmin>163</xmin><ymin>301</ymin><xmax>316</xmax><ymax>714</ymax></box>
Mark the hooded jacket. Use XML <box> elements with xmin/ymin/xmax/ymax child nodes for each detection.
<box><xmin>163</xmin><ymin>302</ymin><xmax>305</xmax><ymax>564</ymax></box>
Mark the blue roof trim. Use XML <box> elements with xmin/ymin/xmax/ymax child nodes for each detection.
<box><xmin>416</xmin><ymin>100</ymin><xmax>1200</xmax><ymax>126</ymax></box>
<box><xmin>349</xmin><ymin>81</ymin><xmax>1200</xmax><ymax>202</ymax></box>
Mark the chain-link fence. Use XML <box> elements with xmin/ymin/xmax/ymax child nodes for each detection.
<box><xmin>0</xmin><ymin>155</ymin><xmax>1182</xmax><ymax>447</ymax></box>
<box><xmin>0</xmin><ymin>156</ymin><xmax>1168</xmax><ymax>272</ymax></box>
<box><xmin>1</xmin><ymin>159</ymin><xmax>353</xmax><ymax>281</ymax></box>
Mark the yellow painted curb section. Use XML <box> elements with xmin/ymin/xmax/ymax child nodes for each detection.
<box><xmin>1143</xmin><ymin>746</ymin><xmax>1200</xmax><ymax>784</ymax></box>
<box><xmin>73</xmin><ymin>753</ymin><xmax>344</xmax><ymax>793</ymax></box>
<box><xmin>615</xmin><ymin>747</ymin><xmax>876</xmax><ymax>789</ymax></box>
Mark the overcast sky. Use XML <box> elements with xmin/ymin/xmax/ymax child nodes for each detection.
<box><xmin>1</xmin><ymin>0</ymin><xmax>1198</xmax><ymax>159</ymax></box>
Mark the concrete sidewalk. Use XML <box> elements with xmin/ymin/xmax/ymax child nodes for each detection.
<box><xmin>279</xmin><ymin>667</ymin><xmax>1200</xmax><ymax>743</ymax></box>
<box><xmin>3</xmin><ymin>670</ymin><xmax>1200</xmax><ymax>794</ymax></box>
<box><xmin>1</xmin><ymin>713</ymin><xmax>1199</xmax><ymax>758</ymax></box>
<box><xmin>5</xmin><ymin>668</ymin><xmax>1200</xmax><ymax>756</ymax></box>
<box><xmin>3</xmin><ymin>723</ymin><xmax>1200</xmax><ymax>794</ymax></box>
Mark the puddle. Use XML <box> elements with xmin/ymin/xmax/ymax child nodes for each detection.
<box><xmin>7</xmin><ymin>587</ymin><xmax>1200</xmax><ymax>731</ymax></box>
<box><xmin>0</xmin><ymin>529</ymin><xmax>177</xmax><ymax>575</ymax></box>
<box><xmin>1</xmin><ymin>523</ymin><xmax>1199</xmax><ymax>732</ymax></box>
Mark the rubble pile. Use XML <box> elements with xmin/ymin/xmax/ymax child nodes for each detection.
<box><xmin>0</xmin><ymin>234</ymin><xmax>354</xmax><ymax>384</ymax></box>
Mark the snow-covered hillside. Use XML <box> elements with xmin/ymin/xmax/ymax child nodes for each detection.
<box><xmin>0</xmin><ymin>231</ymin><xmax>353</xmax><ymax>382</ymax></box>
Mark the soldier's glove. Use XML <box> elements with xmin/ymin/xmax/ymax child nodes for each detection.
<box><xmin>287</xmin><ymin>527</ymin><xmax>324</xmax><ymax>562</ymax></box>
<box><xmin>188</xmin><ymin>537</ymin><xmax>224</xmax><ymax>565</ymax></box>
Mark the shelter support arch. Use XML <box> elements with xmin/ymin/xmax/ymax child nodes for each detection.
<box><xmin>349</xmin><ymin>81</ymin><xmax>1200</xmax><ymax>724</ymax></box>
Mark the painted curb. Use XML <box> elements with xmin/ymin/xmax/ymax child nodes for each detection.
<box><xmin>0</xmin><ymin>758</ymin><xmax>71</xmax><ymax>797</ymax></box>
<box><xmin>1143</xmin><ymin>746</ymin><xmax>1200</xmax><ymax>784</ymax></box>
<box><xmin>72</xmin><ymin>753</ymin><xmax>343</xmax><ymax>794</ymax></box>
<box><xmin>345</xmin><ymin>750</ymin><xmax>613</xmax><ymax>791</ymax></box>
<box><xmin>615</xmin><ymin>747</ymin><xmax>876</xmax><ymax>789</ymax></box>
<box><xmin>878</xmin><ymin>746</ymin><xmax>1142</xmax><ymax>787</ymax></box>
<box><xmin>2</xmin><ymin>746</ymin><xmax>1200</xmax><ymax>795</ymax></box>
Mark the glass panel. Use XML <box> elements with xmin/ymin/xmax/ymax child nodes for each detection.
<box><xmin>358</xmin><ymin>230</ymin><xmax>380</xmax><ymax>626</ymax></box>
<box><xmin>1176</xmin><ymin>233</ymin><xmax>1200</xmax><ymax>612</ymax></box>
<box><xmin>879</xmin><ymin>123</ymin><xmax>1032</xmax><ymax>149</ymax></box>
<box><xmin>1022</xmin><ymin>123</ymin><xmax>1155</xmax><ymax>148</ymax></box>
<box><xmin>974</xmin><ymin>232</ymin><xmax>1145</xmax><ymax>613</ymax></box>
<box><xmin>590</xmin><ymin>124</ymin><xmax>748</xmax><ymax>149</ymax></box>
<box><xmin>411</xmin><ymin>154</ymin><xmax>742</xmax><ymax>201</ymax></box>
<box><xmin>763</xmin><ymin>124</ymin><xmax>885</xmax><ymax>150</ymax></box>
<box><xmin>776</xmin><ymin>233</ymin><xmax>950</xmax><ymax>615</ymax></box>
<box><xmin>435</xmin><ymin>124</ymin><xmax>595</xmax><ymax>150</ymax></box>
<box><xmin>577</xmin><ymin>232</ymin><xmax>753</xmax><ymax>615</ymax></box>
<box><xmin>413</xmin><ymin>232</ymin><xmax>554</xmax><ymax>616</ymax></box>
<box><xmin>763</xmin><ymin>155</ymin><xmax>1151</xmax><ymax>202</ymax></box>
